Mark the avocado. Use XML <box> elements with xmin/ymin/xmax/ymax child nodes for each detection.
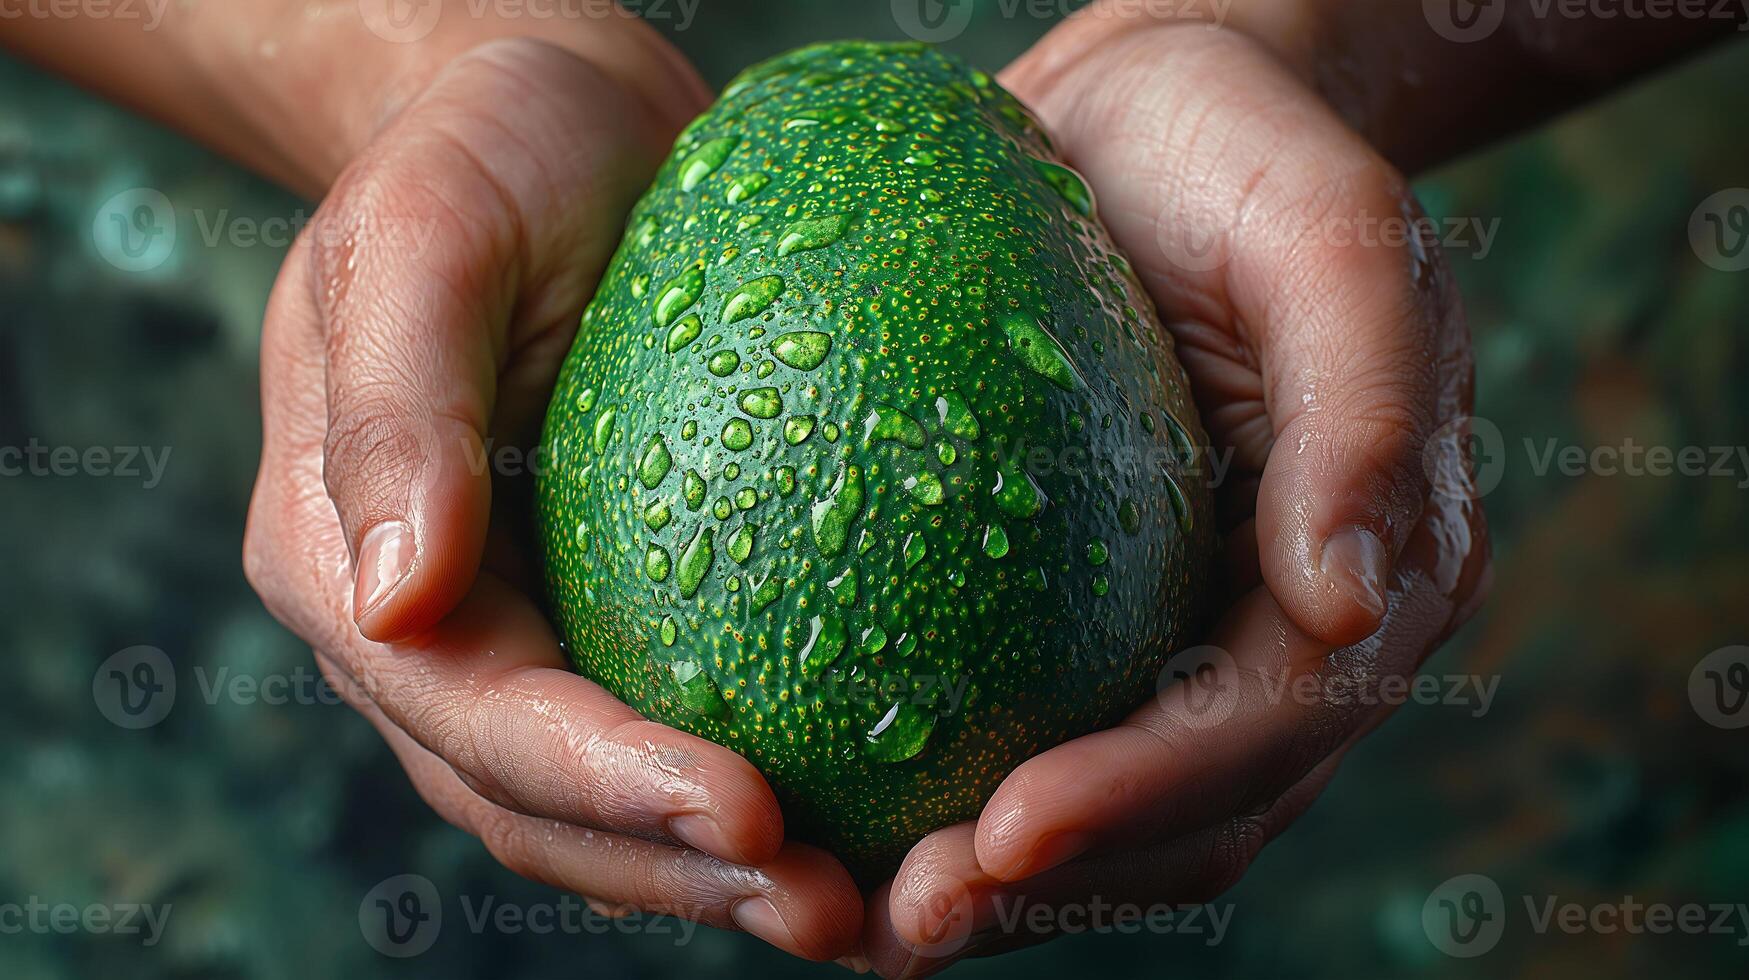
<box><xmin>538</xmin><ymin>41</ymin><xmax>1215</xmax><ymax>876</ymax></box>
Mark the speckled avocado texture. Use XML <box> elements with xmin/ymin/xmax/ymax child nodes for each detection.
<box><xmin>537</xmin><ymin>41</ymin><xmax>1216</xmax><ymax>876</ymax></box>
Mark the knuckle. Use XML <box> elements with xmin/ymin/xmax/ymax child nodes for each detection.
<box><xmin>322</xmin><ymin>390</ymin><xmax>425</xmax><ymax>510</ymax></box>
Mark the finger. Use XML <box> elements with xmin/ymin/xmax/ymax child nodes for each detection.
<box><xmin>311</xmin><ymin>40</ymin><xmax>657</xmax><ymax>642</ymax></box>
<box><xmin>971</xmin><ymin>473</ymin><xmax>1487</xmax><ymax>885</ymax></box>
<box><xmin>361</xmin><ymin>691</ymin><xmax>861</xmax><ymax>961</ymax></box>
<box><xmin>249</xmin><ymin>238</ymin><xmax>784</xmax><ymax>868</ymax></box>
<box><xmin>873</xmin><ymin>748</ymin><xmax>1346</xmax><ymax>975</ymax></box>
<box><xmin>1005</xmin><ymin>23</ymin><xmax>1457</xmax><ymax>645</ymax></box>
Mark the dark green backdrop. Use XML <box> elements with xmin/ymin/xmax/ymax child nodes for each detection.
<box><xmin>2</xmin><ymin>2</ymin><xmax>1746</xmax><ymax>977</ymax></box>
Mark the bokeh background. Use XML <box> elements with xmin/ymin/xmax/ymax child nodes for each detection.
<box><xmin>2</xmin><ymin>2</ymin><xmax>1747</xmax><ymax>977</ymax></box>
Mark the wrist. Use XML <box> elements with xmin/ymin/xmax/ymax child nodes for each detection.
<box><xmin>201</xmin><ymin>3</ymin><xmax>710</xmax><ymax>197</ymax></box>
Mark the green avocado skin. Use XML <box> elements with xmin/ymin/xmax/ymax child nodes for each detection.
<box><xmin>538</xmin><ymin>41</ymin><xmax>1215</xmax><ymax>877</ymax></box>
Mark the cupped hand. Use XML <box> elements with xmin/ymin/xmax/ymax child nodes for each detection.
<box><xmin>240</xmin><ymin>37</ymin><xmax>861</xmax><ymax>960</ymax></box>
<box><xmin>861</xmin><ymin>18</ymin><xmax>1492</xmax><ymax>976</ymax></box>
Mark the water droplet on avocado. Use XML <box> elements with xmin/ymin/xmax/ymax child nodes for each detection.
<box><xmin>1118</xmin><ymin>499</ymin><xmax>1142</xmax><ymax>535</ymax></box>
<box><xmin>1086</xmin><ymin>538</ymin><xmax>1109</xmax><ymax>566</ymax></box>
<box><xmin>1163</xmin><ymin>408</ymin><xmax>1197</xmax><ymax>464</ymax></box>
<box><xmin>723</xmin><ymin>275</ymin><xmax>785</xmax><ymax>323</ymax></box>
<box><xmin>713</xmin><ymin>497</ymin><xmax>733</xmax><ymax>520</ymax></box>
<box><xmin>903</xmin><ymin>532</ymin><xmax>927</xmax><ymax>569</ymax></box>
<box><xmin>865</xmin><ymin>700</ymin><xmax>933</xmax><ymax>762</ymax></box>
<box><xmin>677</xmin><ymin>525</ymin><xmax>715</xmax><ymax>598</ymax></box>
<box><xmin>683</xmin><ymin>470</ymin><xmax>706</xmax><ymax>510</ymax></box>
<box><xmin>644</xmin><ymin>500</ymin><xmax>672</xmax><ymax>532</ymax></box>
<box><xmin>904</xmin><ymin>471</ymin><xmax>945</xmax><ymax>506</ymax></box>
<box><xmin>653</xmin><ymin>268</ymin><xmax>705</xmax><ymax>328</ymax></box>
<box><xmin>934</xmin><ymin>389</ymin><xmax>981</xmax><ymax>440</ymax></box>
<box><xmin>726</xmin><ymin>171</ymin><xmax>771</xmax><ymax>204</ymax></box>
<box><xmin>811</xmin><ymin>463</ymin><xmax>864</xmax><ymax>557</ymax></box>
<box><xmin>1031</xmin><ymin>159</ymin><xmax>1096</xmax><ymax>218</ymax></box>
<box><xmin>983</xmin><ymin>525</ymin><xmax>1010</xmax><ymax>559</ymax></box>
<box><xmin>861</xmin><ymin>625</ymin><xmax>888</xmax><ymax>654</ymax></box>
<box><xmin>777</xmin><ymin>214</ymin><xmax>851</xmax><ymax>256</ymax></box>
<box><xmin>707</xmin><ymin>350</ymin><xmax>741</xmax><ymax>376</ymax></box>
<box><xmin>728</xmin><ymin>523</ymin><xmax>756</xmax><ymax>564</ymax></box>
<box><xmin>629</xmin><ymin>273</ymin><xmax>650</xmax><ymax>299</ymax></box>
<box><xmin>645</xmin><ymin>544</ymin><xmax>672</xmax><ymax>582</ymax></box>
<box><xmin>828</xmin><ymin>567</ymin><xmax>859</xmax><ymax>606</ymax></box>
<box><xmin>1165</xmin><ymin>471</ymin><xmax>1193</xmax><ymax>534</ymax></box>
<box><xmin>1000</xmin><ymin>313</ymin><xmax>1082</xmax><ymax>391</ymax></box>
<box><xmin>750</xmin><ymin>571</ymin><xmax>783</xmax><ymax>612</ymax></box>
<box><xmin>776</xmin><ymin>465</ymin><xmax>797</xmax><ymax>495</ymax></box>
<box><xmin>798</xmin><ymin>615</ymin><xmax>847</xmax><ymax>678</ymax></box>
<box><xmin>740</xmin><ymin>387</ymin><xmax>783</xmax><ymax>419</ymax></box>
<box><xmin>669</xmin><ymin>659</ymin><xmax>730</xmax><ymax>720</ymax></box>
<box><xmin>772</xmin><ymin>331</ymin><xmax>833</xmax><ymax>371</ymax></box>
<box><xmin>1092</xmin><ymin>575</ymin><xmax>1110</xmax><ymax>597</ymax></box>
<box><xmin>784</xmin><ymin>416</ymin><xmax>816</xmax><ymax>445</ymax></box>
<box><xmin>735</xmin><ymin>487</ymin><xmax>757</xmax><ymax>510</ymax></box>
<box><xmin>591</xmin><ymin>408</ymin><xmax>617</xmax><ymax>453</ymax></box>
<box><xmin>576</xmin><ymin>387</ymin><xmax>597</xmax><ymax>412</ymax></box>
<box><xmin>864</xmin><ymin>403</ymin><xmax>927</xmax><ymax>449</ymax></box>
<box><xmin>658</xmin><ymin>616</ymin><xmax>677</xmax><ymax>647</ymax></box>
<box><xmin>665</xmin><ymin>313</ymin><xmax>702</xmax><ymax>353</ymax></box>
<box><xmin>993</xmin><ymin>464</ymin><xmax>1045</xmax><ymax>519</ymax></box>
<box><xmin>638</xmin><ymin>436</ymin><xmax>672</xmax><ymax>488</ymax></box>
<box><xmin>679</xmin><ymin>137</ymin><xmax>737</xmax><ymax>192</ymax></box>
<box><xmin>721</xmin><ymin>418</ymin><xmax>754</xmax><ymax>451</ymax></box>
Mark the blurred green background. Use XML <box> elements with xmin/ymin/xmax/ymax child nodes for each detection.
<box><xmin>3</xmin><ymin>2</ymin><xmax>1747</xmax><ymax>978</ymax></box>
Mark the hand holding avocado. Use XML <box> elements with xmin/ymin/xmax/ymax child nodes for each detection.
<box><xmin>4</xmin><ymin>1</ymin><xmax>1734</xmax><ymax>974</ymax></box>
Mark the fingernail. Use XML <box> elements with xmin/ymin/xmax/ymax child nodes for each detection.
<box><xmin>1319</xmin><ymin>527</ymin><xmax>1388</xmax><ymax>621</ymax></box>
<box><xmin>732</xmin><ymin>898</ymin><xmax>800</xmax><ymax>955</ymax></box>
<box><xmin>354</xmin><ymin>520</ymin><xmax>415</xmax><ymax>625</ymax></box>
<box><xmin>667</xmin><ymin>813</ymin><xmax>734</xmax><ymax>859</ymax></box>
<box><xmin>834</xmin><ymin>955</ymin><xmax>873</xmax><ymax>974</ymax></box>
<box><xmin>1005</xmin><ymin>829</ymin><xmax>1093</xmax><ymax>880</ymax></box>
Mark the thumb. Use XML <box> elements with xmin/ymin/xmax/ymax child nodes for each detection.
<box><xmin>1006</xmin><ymin>24</ymin><xmax>1452</xmax><ymax>645</ymax></box>
<box><xmin>307</xmin><ymin>40</ymin><xmax>661</xmax><ymax>642</ymax></box>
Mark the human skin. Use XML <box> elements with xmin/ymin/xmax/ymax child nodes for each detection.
<box><xmin>2</xmin><ymin>0</ymin><xmax>1738</xmax><ymax>971</ymax></box>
